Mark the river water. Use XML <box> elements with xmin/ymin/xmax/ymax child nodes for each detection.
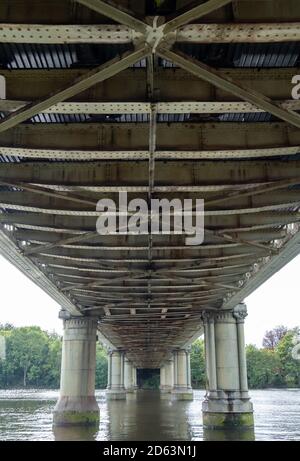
<box><xmin>0</xmin><ymin>389</ymin><xmax>299</xmax><ymax>441</ymax></box>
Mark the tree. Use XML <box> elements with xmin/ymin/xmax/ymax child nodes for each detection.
<box><xmin>263</xmin><ymin>325</ymin><xmax>288</xmax><ymax>350</ymax></box>
<box><xmin>42</xmin><ymin>335</ymin><xmax>62</xmax><ymax>387</ymax></box>
<box><xmin>5</xmin><ymin>327</ymin><xmax>51</xmax><ymax>387</ymax></box>
<box><xmin>276</xmin><ymin>329</ymin><xmax>300</xmax><ymax>387</ymax></box>
<box><xmin>246</xmin><ymin>344</ymin><xmax>283</xmax><ymax>388</ymax></box>
<box><xmin>95</xmin><ymin>343</ymin><xmax>108</xmax><ymax>389</ymax></box>
<box><xmin>190</xmin><ymin>339</ymin><xmax>206</xmax><ymax>388</ymax></box>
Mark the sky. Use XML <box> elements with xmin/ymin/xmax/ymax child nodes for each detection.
<box><xmin>0</xmin><ymin>254</ymin><xmax>299</xmax><ymax>346</ymax></box>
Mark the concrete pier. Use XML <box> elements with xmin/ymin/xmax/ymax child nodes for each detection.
<box><xmin>106</xmin><ymin>350</ymin><xmax>126</xmax><ymax>400</ymax></box>
<box><xmin>160</xmin><ymin>359</ymin><xmax>174</xmax><ymax>394</ymax></box>
<box><xmin>171</xmin><ymin>349</ymin><xmax>193</xmax><ymax>400</ymax></box>
<box><xmin>124</xmin><ymin>357</ymin><xmax>136</xmax><ymax>394</ymax></box>
<box><xmin>159</xmin><ymin>363</ymin><xmax>166</xmax><ymax>392</ymax></box>
<box><xmin>53</xmin><ymin>317</ymin><xmax>99</xmax><ymax>427</ymax></box>
<box><xmin>202</xmin><ymin>304</ymin><xmax>254</xmax><ymax>429</ymax></box>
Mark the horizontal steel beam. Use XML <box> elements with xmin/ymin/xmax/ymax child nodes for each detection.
<box><xmin>158</xmin><ymin>48</ymin><xmax>300</xmax><ymax>129</ymax></box>
<box><xmin>1</xmin><ymin>159</ymin><xmax>300</xmax><ymax>186</ymax></box>
<box><xmin>1</xmin><ymin>0</ymin><xmax>300</xmax><ymax>23</ymax></box>
<box><xmin>1</xmin><ymin>211</ymin><xmax>298</xmax><ymax>232</ymax></box>
<box><xmin>1</xmin><ymin>146</ymin><xmax>300</xmax><ymax>161</ymax></box>
<box><xmin>1</xmin><ymin>22</ymin><xmax>299</xmax><ymax>44</ymax></box>
<box><xmin>0</xmin><ymin>24</ymin><xmax>136</xmax><ymax>44</ymax></box>
<box><xmin>176</xmin><ymin>22</ymin><xmax>300</xmax><ymax>43</ymax></box>
<box><xmin>0</xmin><ymin>46</ymin><xmax>149</xmax><ymax>133</ymax></box>
<box><xmin>1</xmin><ymin>190</ymin><xmax>299</xmax><ymax>212</ymax></box>
<box><xmin>0</xmin><ymin>123</ymin><xmax>298</xmax><ymax>152</ymax></box>
<box><xmin>1</xmin><ymin>99</ymin><xmax>300</xmax><ymax>116</ymax></box>
<box><xmin>1</xmin><ymin>68</ymin><xmax>296</xmax><ymax>102</ymax></box>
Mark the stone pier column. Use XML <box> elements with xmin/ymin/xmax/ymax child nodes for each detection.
<box><xmin>106</xmin><ymin>350</ymin><xmax>126</xmax><ymax>400</ymax></box>
<box><xmin>172</xmin><ymin>349</ymin><xmax>193</xmax><ymax>400</ymax></box>
<box><xmin>107</xmin><ymin>349</ymin><xmax>112</xmax><ymax>390</ymax></box>
<box><xmin>165</xmin><ymin>358</ymin><xmax>174</xmax><ymax>392</ymax></box>
<box><xmin>53</xmin><ymin>317</ymin><xmax>99</xmax><ymax>427</ymax></box>
<box><xmin>160</xmin><ymin>364</ymin><xmax>166</xmax><ymax>391</ymax></box>
<box><xmin>202</xmin><ymin>304</ymin><xmax>254</xmax><ymax>429</ymax></box>
<box><xmin>160</xmin><ymin>358</ymin><xmax>174</xmax><ymax>393</ymax></box>
<box><xmin>124</xmin><ymin>357</ymin><xmax>135</xmax><ymax>393</ymax></box>
<box><xmin>132</xmin><ymin>366</ymin><xmax>138</xmax><ymax>390</ymax></box>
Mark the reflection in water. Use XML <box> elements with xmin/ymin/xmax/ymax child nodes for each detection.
<box><xmin>0</xmin><ymin>389</ymin><xmax>299</xmax><ymax>441</ymax></box>
<box><xmin>203</xmin><ymin>428</ymin><xmax>255</xmax><ymax>441</ymax></box>
<box><xmin>107</xmin><ymin>391</ymin><xmax>192</xmax><ymax>441</ymax></box>
<box><xmin>53</xmin><ymin>426</ymin><xmax>99</xmax><ymax>442</ymax></box>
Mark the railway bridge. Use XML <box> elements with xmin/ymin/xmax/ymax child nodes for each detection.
<box><xmin>0</xmin><ymin>0</ymin><xmax>300</xmax><ymax>429</ymax></box>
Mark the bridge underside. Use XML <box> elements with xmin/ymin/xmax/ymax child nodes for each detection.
<box><xmin>0</xmin><ymin>0</ymin><xmax>300</xmax><ymax>371</ymax></box>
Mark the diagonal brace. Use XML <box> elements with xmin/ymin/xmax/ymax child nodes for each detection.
<box><xmin>0</xmin><ymin>46</ymin><xmax>150</xmax><ymax>133</ymax></box>
<box><xmin>157</xmin><ymin>47</ymin><xmax>300</xmax><ymax>130</ymax></box>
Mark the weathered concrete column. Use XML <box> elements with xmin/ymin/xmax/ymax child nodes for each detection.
<box><xmin>203</xmin><ymin>313</ymin><xmax>217</xmax><ymax>397</ymax></box>
<box><xmin>107</xmin><ymin>350</ymin><xmax>112</xmax><ymax>390</ymax></box>
<box><xmin>132</xmin><ymin>366</ymin><xmax>138</xmax><ymax>390</ymax></box>
<box><xmin>202</xmin><ymin>304</ymin><xmax>254</xmax><ymax>429</ymax></box>
<box><xmin>172</xmin><ymin>349</ymin><xmax>193</xmax><ymax>400</ymax></box>
<box><xmin>160</xmin><ymin>358</ymin><xmax>174</xmax><ymax>393</ymax></box>
<box><xmin>165</xmin><ymin>358</ymin><xmax>174</xmax><ymax>392</ymax></box>
<box><xmin>106</xmin><ymin>350</ymin><xmax>126</xmax><ymax>400</ymax></box>
<box><xmin>159</xmin><ymin>364</ymin><xmax>166</xmax><ymax>391</ymax></box>
<box><xmin>53</xmin><ymin>317</ymin><xmax>99</xmax><ymax>427</ymax></box>
<box><xmin>124</xmin><ymin>357</ymin><xmax>135</xmax><ymax>393</ymax></box>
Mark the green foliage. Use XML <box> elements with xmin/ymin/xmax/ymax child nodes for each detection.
<box><xmin>0</xmin><ymin>325</ymin><xmax>111</xmax><ymax>389</ymax></box>
<box><xmin>0</xmin><ymin>325</ymin><xmax>61</xmax><ymax>388</ymax></box>
<box><xmin>141</xmin><ymin>374</ymin><xmax>160</xmax><ymax>389</ymax></box>
<box><xmin>95</xmin><ymin>343</ymin><xmax>108</xmax><ymax>389</ymax></box>
<box><xmin>246</xmin><ymin>327</ymin><xmax>300</xmax><ymax>388</ymax></box>
<box><xmin>246</xmin><ymin>344</ymin><xmax>282</xmax><ymax>388</ymax></box>
<box><xmin>0</xmin><ymin>324</ymin><xmax>299</xmax><ymax>390</ymax></box>
<box><xmin>276</xmin><ymin>329</ymin><xmax>300</xmax><ymax>387</ymax></box>
<box><xmin>190</xmin><ymin>338</ymin><xmax>206</xmax><ymax>388</ymax></box>
<box><xmin>190</xmin><ymin>327</ymin><xmax>300</xmax><ymax>390</ymax></box>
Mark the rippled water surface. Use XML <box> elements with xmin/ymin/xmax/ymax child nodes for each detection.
<box><xmin>0</xmin><ymin>389</ymin><xmax>299</xmax><ymax>441</ymax></box>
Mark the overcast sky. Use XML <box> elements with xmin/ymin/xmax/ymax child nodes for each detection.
<box><xmin>0</xmin><ymin>254</ymin><xmax>299</xmax><ymax>346</ymax></box>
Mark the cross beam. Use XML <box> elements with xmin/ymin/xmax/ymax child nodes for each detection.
<box><xmin>157</xmin><ymin>48</ymin><xmax>300</xmax><ymax>130</ymax></box>
<box><xmin>0</xmin><ymin>46</ymin><xmax>149</xmax><ymax>133</ymax></box>
<box><xmin>1</xmin><ymin>23</ymin><xmax>299</xmax><ymax>44</ymax></box>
